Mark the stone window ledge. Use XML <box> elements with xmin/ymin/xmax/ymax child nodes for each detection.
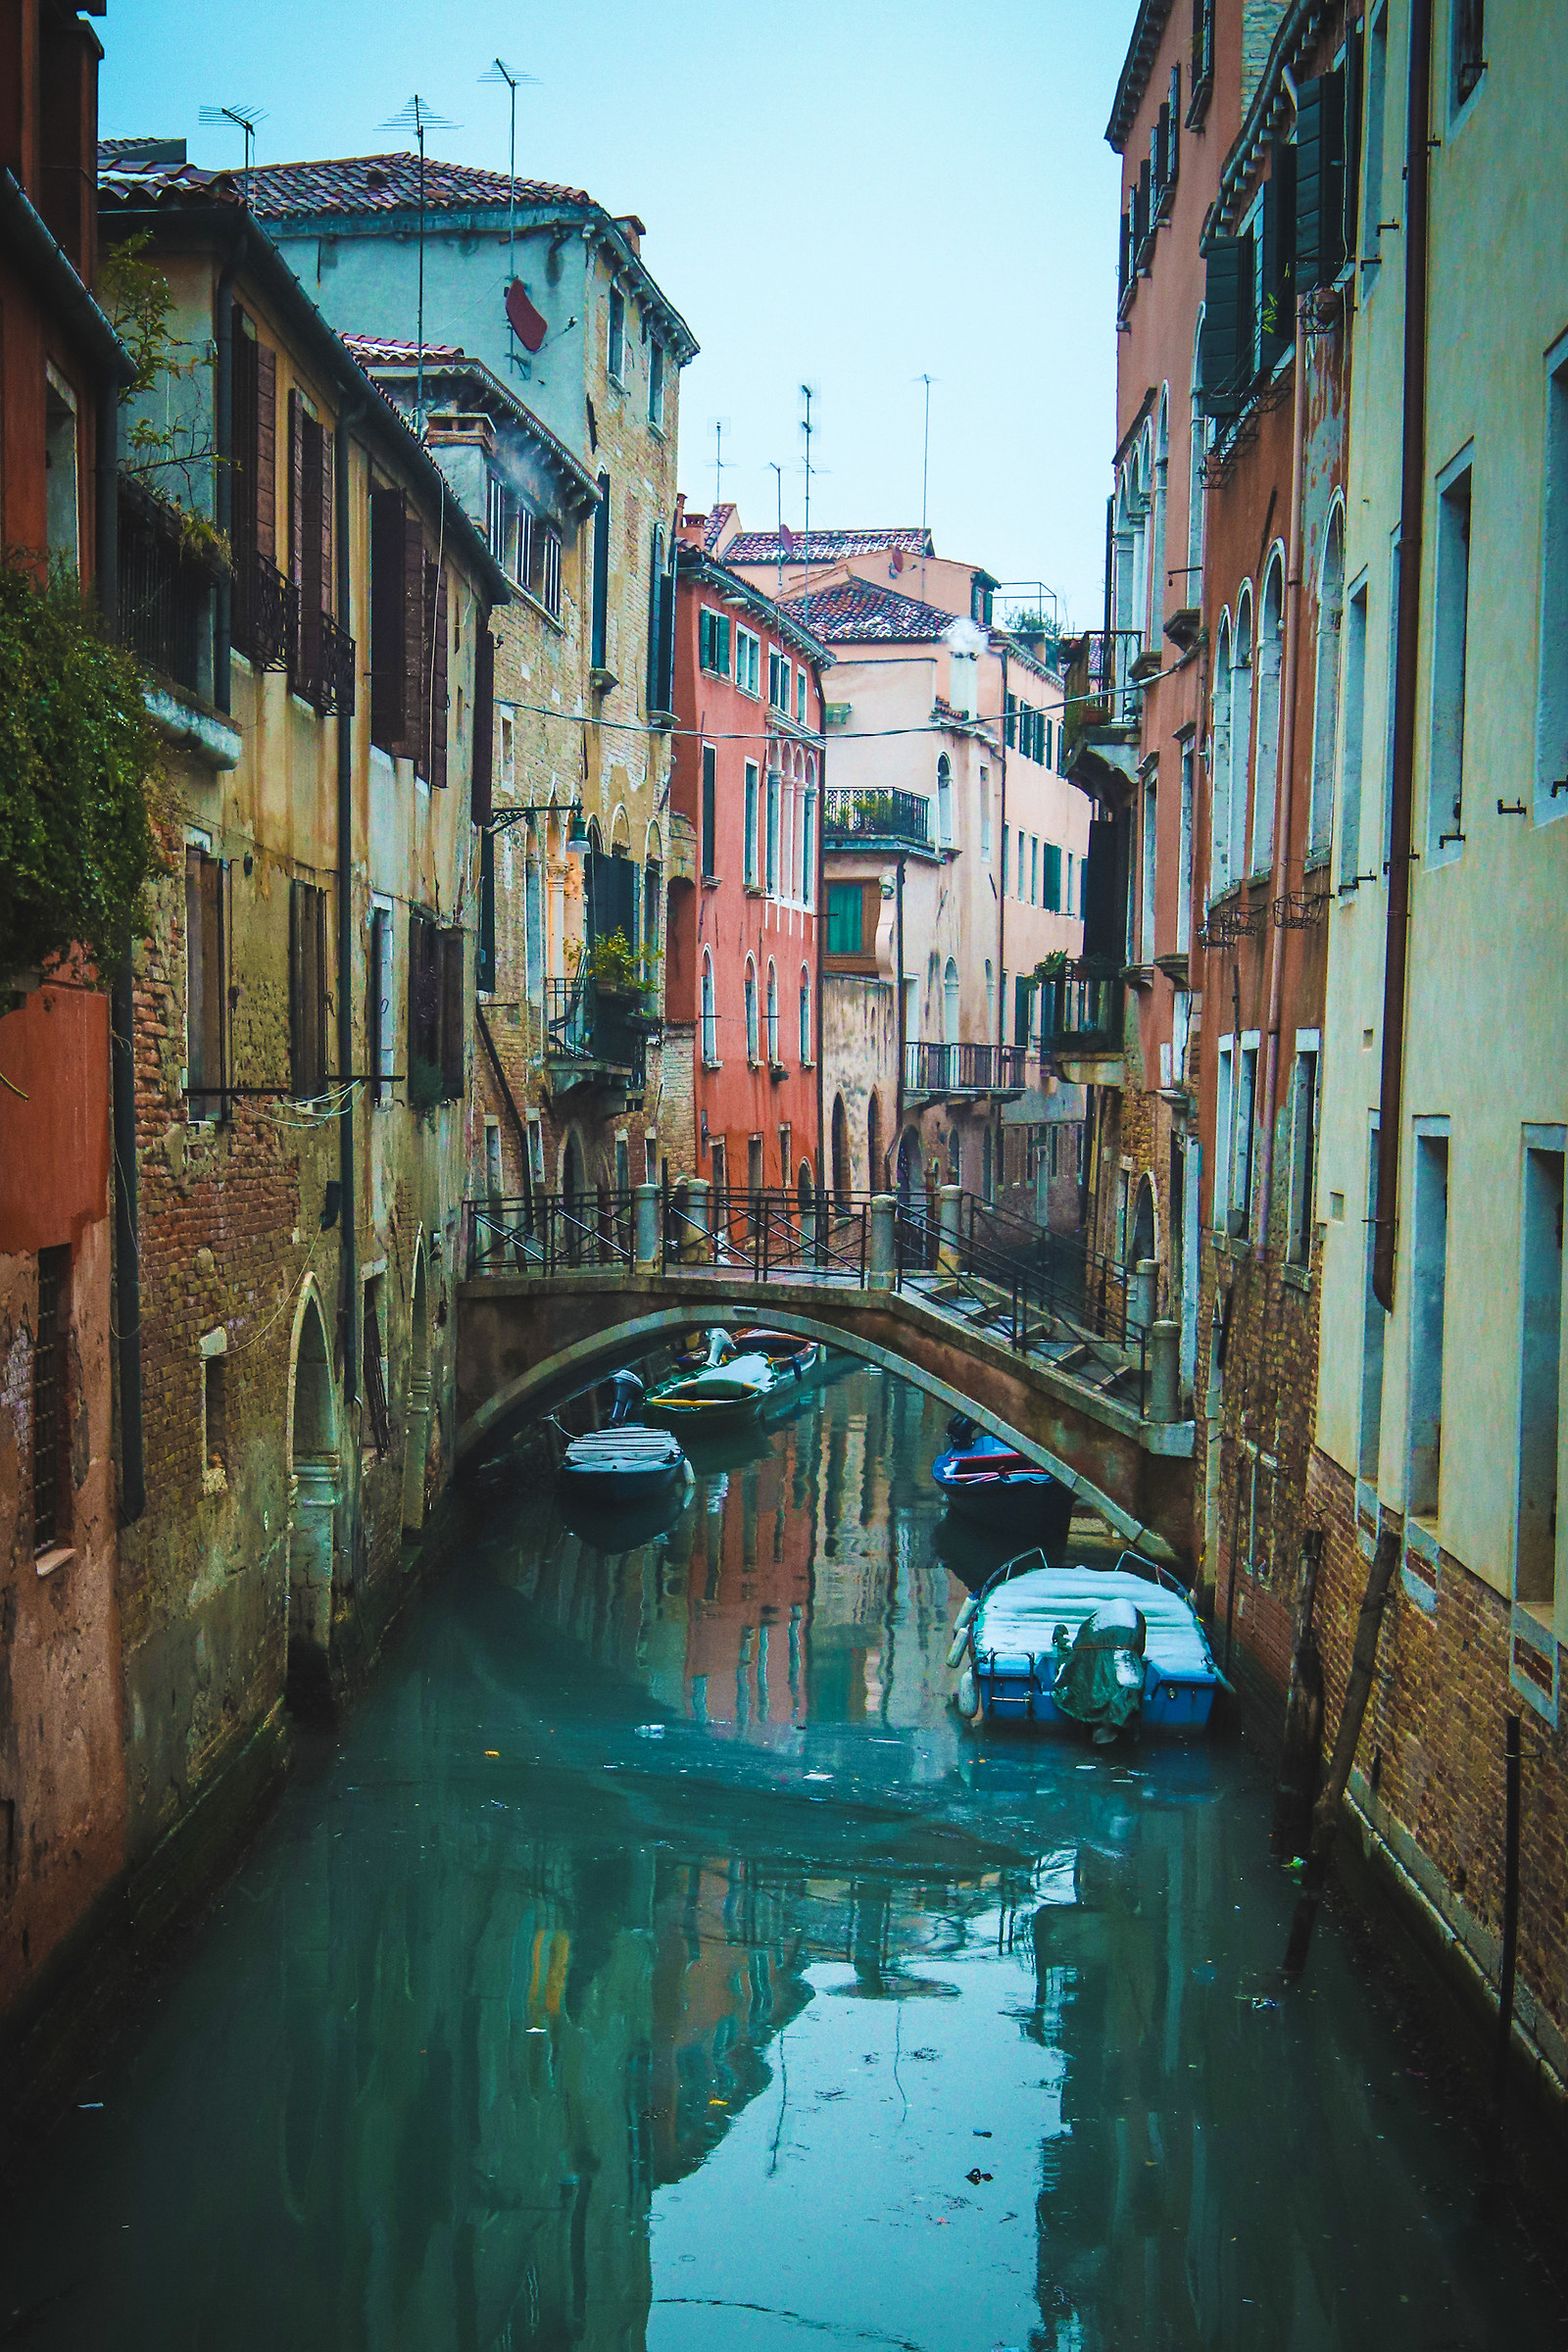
<box><xmin>35</xmin><ymin>1545</ymin><xmax>74</xmax><ymax>1578</ymax></box>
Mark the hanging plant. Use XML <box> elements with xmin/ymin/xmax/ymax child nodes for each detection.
<box><xmin>0</xmin><ymin>555</ymin><xmax>164</xmax><ymax>983</ymax></box>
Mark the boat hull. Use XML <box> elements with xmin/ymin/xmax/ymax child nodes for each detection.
<box><xmin>965</xmin><ymin>1561</ymin><xmax>1217</xmax><ymax>1736</ymax></box>
<box><xmin>932</xmin><ymin>1449</ymin><xmax>1074</xmax><ymax>1552</ymax></box>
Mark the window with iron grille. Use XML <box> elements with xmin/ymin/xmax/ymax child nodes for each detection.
<box><xmin>32</xmin><ymin>1248</ymin><xmax>69</xmax><ymax>1554</ymax></box>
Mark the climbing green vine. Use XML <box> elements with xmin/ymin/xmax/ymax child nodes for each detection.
<box><xmin>0</xmin><ymin>555</ymin><xmax>164</xmax><ymax>983</ymax></box>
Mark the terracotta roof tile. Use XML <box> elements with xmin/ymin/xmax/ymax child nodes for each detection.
<box><xmin>779</xmin><ymin>578</ymin><xmax>953</xmax><ymax>645</ymax></box>
<box><xmin>251</xmin><ymin>152</ymin><xmax>592</xmax><ymax>219</ymax></box>
<box><xmin>727</xmin><ymin>525</ymin><xmax>933</xmax><ymax>565</ymax></box>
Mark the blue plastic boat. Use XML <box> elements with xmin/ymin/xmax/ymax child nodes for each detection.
<box><xmin>952</xmin><ymin>1551</ymin><xmax>1220</xmax><ymax>1737</ymax></box>
<box><xmin>932</xmin><ymin>1415</ymin><xmax>1074</xmax><ymax>1553</ymax></box>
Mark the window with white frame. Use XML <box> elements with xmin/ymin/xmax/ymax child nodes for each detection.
<box><xmin>765</xmin><ymin>762</ymin><xmax>780</xmax><ymax>894</ymax></box>
<box><xmin>736</xmin><ymin>626</ymin><xmax>760</xmax><ymax>696</ymax></box>
<box><xmin>1340</xmin><ymin>574</ymin><xmax>1369</xmax><ymax>885</ymax></box>
<box><xmin>701</xmin><ymin>952</ymin><xmax>718</xmax><ymax>1064</ymax></box>
<box><xmin>1535</xmin><ymin>336</ymin><xmax>1568</xmax><ymax>823</ymax></box>
<box><xmin>801</xmin><ymin>785</ymin><xmax>815</xmax><ymax>908</ymax></box>
<box><xmin>766</xmin><ymin>961</ymin><xmax>779</xmax><ymax>1061</ymax></box>
<box><xmin>744</xmin><ymin>761</ymin><xmax>760</xmax><ymax>886</ymax></box>
<box><xmin>699</xmin><ymin>607</ymin><xmax>732</xmax><ymax>677</ymax></box>
<box><xmin>1141</xmin><ymin>773</ymin><xmax>1157</xmax><ymax>956</ymax></box>
<box><xmin>799</xmin><ymin>968</ymin><xmax>811</xmax><ymax>1062</ymax></box>
<box><xmin>768</xmin><ymin>649</ymin><xmax>791</xmax><ymax>712</ymax></box>
<box><xmin>1234</xmin><ymin>1034</ymin><xmax>1258</xmax><ymax>1237</ymax></box>
<box><xmin>1309</xmin><ymin>513</ymin><xmax>1345</xmax><ymax>859</ymax></box>
<box><xmin>1428</xmin><ymin>447</ymin><xmax>1473</xmax><ymax>864</ymax></box>
<box><xmin>796</xmin><ymin>668</ymin><xmax>807</xmax><ymax>724</ymax></box>
<box><xmin>369</xmin><ymin>902</ymin><xmax>395</xmax><ymax>1105</ymax></box>
<box><xmin>745</xmin><ymin>958</ymin><xmax>760</xmax><ymax>1061</ymax></box>
<box><xmin>937</xmin><ymin>754</ymin><xmax>953</xmax><ymax>846</ymax></box>
<box><xmin>648</xmin><ymin>339</ymin><xmax>664</xmax><ymax>428</ymax></box>
<box><xmin>1213</xmin><ymin>1037</ymin><xmax>1235</xmax><ymax>1231</ymax></box>
<box><xmin>608</xmin><ymin>283</ymin><xmax>626</xmax><ymax>381</ymax></box>
<box><xmin>1176</xmin><ymin>739</ymin><xmax>1194</xmax><ymax>953</ymax></box>
<box><xmin>1287</xmin><ymin>1036</ymin><xmax>1319</xmax><ymax>1264</ymax></box>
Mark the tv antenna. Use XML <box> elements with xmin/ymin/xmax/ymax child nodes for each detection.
<box><xmin>711</xmin><ymin>418</ymin><xmax>731</xmax><ymax>509</ymax></box>
<box><xmin>916</xmin><ymin>373</ymin><xmax>935</xmax><ymax>543</ymax></box>
<box><xmin>378</xmin><ymin>94</ymin><xmax>459</xmax><ymax>424</ymax></box>
<box><xmin>768</xmin><ymin>460</ymin><xmax>784</xmax><ymax>596</ymax></box>
<box><xmin>481</xmin><ymin>59</ymin><xmax>539</xmax><ymax>368</ymax></box>
<box><xmin>800</xmin><ymin>384</ymin><xmax>816</xmax><ymax>631</ymax></box>
<box><xmin>199</xmin><ymin>103</ymin><xmax>266</xmax><ymax>209</ymax></box>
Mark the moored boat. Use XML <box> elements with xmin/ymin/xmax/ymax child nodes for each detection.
<box><xmin>557</xmin><ymin>1423</ymin><xmax>688</xmax><ymax>1504</ymax></box>
<box><xmin>645</xmin><ymin>1329</ymin><xmax>778</xmax><ymax>1428</ymax></box>
<box><xmin>932</xmin><ymin>1414</ymin><xmax>1073</xmax><ymax>1554</ymax></box>
<box><xmin>952</xmin><ymin>1551</ymin><xmax>1220</xmax><ymax>1738</ymax></box>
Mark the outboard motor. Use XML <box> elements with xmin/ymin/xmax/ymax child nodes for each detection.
<box><xmin>1050</xmin><ymin>1600</ymin><xmax>1148</xmax><ymax>1742</ymax></box>
<box><xmin>947</xmin><ymin>1412</ymin><xmax>979</xmax><ymax>1448</ymax></box>
<box><xmin>606</xmin><ymin>1370</ymin><xmax>645</xmax><ymax>1427</ymax></box>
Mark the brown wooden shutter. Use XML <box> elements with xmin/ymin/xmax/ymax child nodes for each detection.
<box><xmin>230</xmin><ymin>318</ymin><xmax>258</xmax><ymax>567</ymax></box>
<box><xmin>471</xmin><ymin>622</ymin><xmax>494</xmax><ymax>824</ymax></box>
<box><xmin>405</xmin><ymin>507</ymin><xmax>427</xmax><ymax>773</ymax></box>
<box><xmin>298</xmin><ymin>415</ymin><xmax>324</xmax><ymax>679</ymax></box>
<box><xmin>369</xmin><ymin>486</ymin><xmax>407</xmax><ymax>749</ymax></box>
<box><xmin>288</xmin><ymin>389</ymin><xmax>305</xmax><ymax>587</ymax></box>
<box><xmin>440</xmin><ymin>927</ymin><xmax>466</xmax><ymax>1097</ymax></box>
<box><xmin>319</xmin><ymin>426</ymin><xmax>334</xmax><ymax>616</ymax></box>
<box><xmin>428</xmin><ymin>561</ymin><xmax>449</xmax><ymax>790</ymax></box>
<box><xmin>255</xmin><ymin>345</ymin><xmax>277</xmax><ymax>562</ymax></box>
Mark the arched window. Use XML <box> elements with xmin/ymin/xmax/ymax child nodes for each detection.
<box><xmin>745</xmin><ymin>958</ymin><xmax>760</xmax><ymax>1061</ymax></box>
<box><xmin>1309</xmin><ymin>509</ymin><xmax>1346</xmax><ymax>859</ymax></box>
<box><xmin>943</xmin><ymin>956</ymin><xmax>960</xmax><ymax>1045</ymax></box>
<box><xmin>1230</xmin><ymin>588</ymin><xmax>1254</xmax><ymax>887</ymax></box>
<box><xmin>799</xmin><ymin>967</ymin><xmax>811</xmax><ymax>1062</ymax></box>
<box><xmin>765</xmin><ymin>753</ymin><xmax>781</xmax><ymax>895</ymax></box>
<box><xmin>1211</xmin><ymin>612</ymin><xmax>1234</xmax><ymax>897</ymax></box>
<box><xmin>801</xmin><ymin>778</ymin><xmax>816</xmax><ymax>909</ymax></box>
<box><xmin>1188</xmin><ymin>310</ymin><xmax>1207</xmax><ymax>587</ymax></box>
<box><xmin>937</xmin><ymin>753</ymin><xmax>953</xmax><ymax>847</ymax></box>
<box><xmin>701</xmin><ymin>951</ymin><xmax>717</xmax><ymax>1064</ymax></box>
<box><xmin>1251</xmin><ymin>555</ymin><xmax>1285</xmax><ymax>875</ymax></box>
<box><xmin>765</xmin><ymin>959</ymin><xmax>779</xmax><ymax>1061</ymax></box>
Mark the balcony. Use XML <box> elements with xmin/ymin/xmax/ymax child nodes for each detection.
<box><xmin>292</xmin><ymin>607</ymin><xmax>357</xmax><ymax>716</ymax></box>
<box><xmin>822</xmin><ymin>787</ymin><xmax>931</xmax><ymax>852</ymax></box>
<box><xmin>1060</xmin><ymin>630</ymin><xmax>1144</xmax><ymax>761</ymax></box>
<box><xmin>1042</xmin><ymin>960</ymin><xmax>1126</xmax><ymax>1084</ymax></box>
<box><xmin>544</xmin><ymin>975</ymin><xmax>651</xmax><ymax>1093</ymax></box>
<box><xmin>905</xmin><ymin>1041</ymin><xmax>1029</xmax><ymax>1101</ymax></box>
<box><xmin>232</xmin><ymin>547</ymin><xmax>296</xmax><ymax>671</ymax></box>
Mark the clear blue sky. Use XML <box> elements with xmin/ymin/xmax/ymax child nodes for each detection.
<box><xmin>101</xmin><ymin>0</ymin><xmax>1137</xmax><ymax>628</ymax></box>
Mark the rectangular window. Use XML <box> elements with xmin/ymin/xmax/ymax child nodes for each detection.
<box><xmin>608</xmin><ymin>284</ymin><xmax>625</xmax><ymax>381</ymax></box>
<box><xmin>1515</xmin><ymin>1135</ymin><xmax>1564</xmax><ymax>1612</ymax></box>
<box><xmin>765</xmin><ymin>767</ymin><xmax>779</xmax><ymax>895</ymax></box>
<box><xmin>1029</xmin><ymin>837</ymin><xmax>1039</xmax><ymax>906</ymax></box>
<box><xmin>1177</xmin><ymin>740</ymin><xmax>1194</xmax><ymax>953</ymax></box>
<box><xmin>801</xmin><ymin>791</ymin><xmax>815</xmax><ymax>908</ymax></box>
<box><xmin>524</xmin><ymin>514</ymin><xmax>563</xmax><ymax>620</ymax></box>
<box><xmin>32</xmin><ymin>1246</ymin><xmax>69</xmax><ymax>1554</ymax></box>
<box><xmin>744</xmin><ymin>761</ymin><xmax>760</xmax><ymax>886</ymax></box>
<box><xmin>1382</xmin><ymin>528</ymin><xmax>1400</xmax><ymax>869</ymax></box>
<box><xmin>1043</xmin><ymin>841</ymin><xmax>1062</xmax><ymax>912</ymax></box>
<box><xmin>1339</xmin><ymin>576</ymin><xmax>1369</xmax><ymax>885</ymax></box>
<box><xmin>825</xmin><ymin>882</ymin><xmax>863</xmax><ymax>956</ymax></box>
<box><xmin>369</xmin><ymin>904</ymin><xmax>394</xmax><ymax>1105</ymax></box>
<box><xmin>591</xmin><ymin>471</ymin><xmax>611</xmax><ymax>671</ymax></box>
<box><xmin>1358</xmin><ymin>1124</ymin><xmax>1387</xmax><ymax>1485</ymax></box>
<box><xmin>1213</xmin><ymin>1038</ymin><xmax>1234</xmax><ymax>1231</ymax></box>
<box><xmin>1141</xmin><ymin>775</ymin><xmax>1157</xmax><ymax>956</ymax></box>
<box><xmin>185</xmin><ymin>845</ymin><xmax>225</xmax><ymax>1121</ymax></box>
<box><xmin>408</xmin><ymin>908</ymin><xmax>441</xmax><ymax>1108</ymax></box>
<box><xmin>1234</xmin><ymin>1036</ymin><xmax>1258</xmax><ymax>1237</ymax></box>
<box><xmin>1536</xmin><ymin>338</ymin><xmax>1568</xmax><ymax>822</ymax></box>
<box><xmin>1428</xmin><ymin>451</ymin><xmax>1472</xmax><ymax>863</ymax></box>
<box><xmin>289</xmin><ymin>878</ymin><xmax>327</xmax><ymax>1101</ymax></box>
<box><xmin>1288</xmin><ymin>1041</ymin><xmax>1319</xmax><ymax>1264</ymax></box>
<box><xmin>1363</xmin><ymin>5</ymin><xmax>1388</xmax><ymax>268</ymax></box>
<box><xmin>796</xmin><ymin>669</ymin><xmax>807</xmax><ymax>724</ymax></box>
<box><xmin>736</xmin><ymin>627</ymin><xmax>760</xmax><ymax>696</ymax></box>
<box><xmin>648</xmin><ymin>339</ymin><xmax>664</xmax><ymax>427</ymax></box>
<box><xmin>1407</xmin><ymin>1125</ymin><xmax>1450</xmax><ymax>1521</ymax></box>
<box><xmin>768</xmin><ymin>650</ymin><xmax>791</xmax><ymax>711</ymax></box>
<box><xmin>699</xmin><ymin>608</ymin><xmax>732</xmax><ymax>677</ymax></box>
<box><xmin>1001</xmin><ymin>826</ymin><xmax>1009</xmax><ymax>895</ymax></box>
<box><xmin>1450</xmin><ymin>0</ymin><xmax>1485</xmax><ymax>110</ymax></box>
<box><xmin>701</xmin><ymin>745</ymin><xmax>717</xmax><ymax>877</ymax></box>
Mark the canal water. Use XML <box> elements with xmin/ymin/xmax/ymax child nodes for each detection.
<box><xmin>3</xmin><ymin>1361</ymin><xmax>1557</xmax><ymax>2351</ymax></box>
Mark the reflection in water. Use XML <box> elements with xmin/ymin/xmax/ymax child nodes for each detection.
<box><xmin>0</xmin><ymin>1365</ymin><xmax>1551</xmax><ymax>2351</ymax></box>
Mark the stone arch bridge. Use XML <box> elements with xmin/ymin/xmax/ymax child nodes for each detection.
<box><xmin>456</xmin><ymin>1269</ymin><xmax>1196</xmax><ymax>1566</ymax></box>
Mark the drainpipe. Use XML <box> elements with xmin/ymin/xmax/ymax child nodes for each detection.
<box><xmin>336</xmin><ymin>395</ymin><xmax>366</xmax><ymax>1411</ymax></box>
<box><xmin>1251</xmin><ymin>285</ymin><xmax>1311</xmax><ymax>1246</ymax></box>
<box><xmin>1374</xmin><ymin>0</ymin><xmax>1433</xmax><ymax>1312</ymax></box>
<box><xmin>213</xmin><ymin>232</ymin><xmax>247</xmax><ymax>715</ymax></box>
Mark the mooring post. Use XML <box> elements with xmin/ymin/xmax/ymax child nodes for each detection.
<box><xmin>937</xmin><ymin>1184</ymin><xmax>962</xmax><ymax>1274</ymax></box>
<box><xmin>1148</xmin><ymin>1319</ymin><xmax>1179</xmax><ymax>1421</ymax></box>
<box><xmin>685</xmin><ymin>1177</ymin><xmax>710</xmax><ymax>1265</ymax></box>
<box><xmin>1129</xmin><ymin>1255</ymin><xmax>1157</xmax><ymax>1335</ymax></box>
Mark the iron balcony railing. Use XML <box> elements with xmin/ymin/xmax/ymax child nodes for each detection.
<box><xmin>543</xmin><ymin>976</ymin><xmax>653</xmax><ymax>1086</ymax></box>
<box><xmin>231</xmin><ymin>547</ymin><xmax>295</xmax><ymax>671</ymax></box>
<box><xmin>118</xmin><ymin>480</ymin><xmax>216</xmax><ymax>698</ymax></box>
<box><xmin>1042</xmin><ymin>961</ymin><xmax>1126</xmax><ymax>1059</ymax></box>
<box><xmin>467</xmin><ymin>1190</ymin><xmax>636</xmax><ymax>1276</ymax></box>
<box><xmin>904</xmin><ymin>1041</ymin><xmax>1030</xmax><ymax>1098</ymax></box>
<box><xmin>292</xmin><ymin>607</ymin><xmax>357</xmax><ymax>715</ymax></box>
<box><xmin>822</xmin><ymin>787</ymin><xmax>931</xmax><ymax>850</ymax></box>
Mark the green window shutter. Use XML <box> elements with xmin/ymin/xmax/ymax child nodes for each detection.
<box><xmin>1259</xmin><ymin>145</ymin><xmax>1297</xmax><ymax>370</ymax></box>
<box><xmin>1200</xmin><ymin>236</ymin><xmax>1250</xmax><ymax>417</ymax></box>
<box><xmin>1044</xmin><ymin>843</ymin><xmax>1062</xmax><ymax>911</ymax></box>
<box><xmin>826</xmin><ymin>883</ymin><xmax>862</xmax><ymax>956</ymax></box>
<box><xmin>1342</xmin><ymin>28</ymin><xmax>1362</xmax><ymax>267</ymax></box>
<box><xmin>700</xmin><ymin>610</ymin><xmax>710</xmax><ymax>671</ymax></box>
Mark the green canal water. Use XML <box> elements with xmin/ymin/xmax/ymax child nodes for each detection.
<box><xmin>2</xmin><ymin>1361</ymin><xmax>1558</xmax><ymax>2350</ymax></box>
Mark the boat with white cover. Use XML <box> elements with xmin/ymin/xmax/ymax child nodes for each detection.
<box><xmin>557</xmin><ymin>1423</ymin><xmax>689</xmax><ymax>1503</ymax></box>
<box><xmin>951</xmin><ymin>1551</ymin><xmax>1220</xmax><ymax>1737</ymax></box>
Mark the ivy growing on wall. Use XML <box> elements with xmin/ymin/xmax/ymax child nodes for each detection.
<box><xmin>0</xmin><ymin>555</ymin><xmax>163</xmax><ymax>982</ymax></box>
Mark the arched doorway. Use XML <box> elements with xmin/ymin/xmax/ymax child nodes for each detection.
<box><xmin>402</xmin><ymin>1242</ymin><xmax>432</xmax><ymax>1532</ymax></box>
<box><xmin>1129</xmin><ymin>1173</ymin><xmax>1156</xmax><ymax>1268</ymax></box>
<box><xmin>287</xmin><ymin>1283</ymin><xmax>340</xmax><ymax>1711</ymax></box>
<box><xmin>867</xmin><ymin>1093</ymin><xmax>881</xmax><ymax>1193</ymax></box>
<box><xmin>831</xmin><ymin>1095</ymin><xmax>851</xmax><ymax>1207</ymax></box>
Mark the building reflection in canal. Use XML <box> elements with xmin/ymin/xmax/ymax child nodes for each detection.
<box><xmin>0</xmin><ymin>1362</ymin><xmax>1545</xmax><ymax>2352</ymax></box>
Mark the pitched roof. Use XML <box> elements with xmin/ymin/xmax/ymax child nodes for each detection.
<box><xmin>342</xmin><ymin>331</ymin><xmax>466</xmax><ymax>368</ymax></box>
<box><xmin>702</xmin><ymin>501</ymin><xmax>736</xmax><ymax>554</ymax></box>
<box><xmin>779</xmin><ymin>578</ymin><xmax>953</xmax><ymax>646</ymax></box>
<box><xmin>727</xmin><ymin>524</ymin><xmax>934</xmax><ymax>565</ymax></box>
<box><xmin>676</xmin><ymin>546</ymin><xmax>833</xmax><ymax>670</ymax></box>
<box><xmin>251</xmin><ymin>152</ymin><xmax>591</xmax><ymax>219</ymax></box>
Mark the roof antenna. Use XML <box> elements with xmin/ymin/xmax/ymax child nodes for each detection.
<box><xmin>481</xmin><ymin>60</ymin><xmax>539</xmax><ymax>375</ymax></box>
<box><xmin>768</xmin><ymin>460</ymin><xmax>784</xmax><ymax>598</ymax></box>
<box><xmin>801</xmin><ymin>384</ymin><xmax>815</xmax><ymax>634</ymax></box>
<box><xmin>378</xmin><ymin>94</ymin><xmax>459</xmax><ymax>429</ymax></box>
<box><xmin>199</xmin><ymin>103</ymin><xmax>266</xmax><ymax>211</ymax></box>
<box><xmin>712</xmin><ymin>418</ymin><xmax>726</xmax><ymax>508</ymax></box>
<box><xmin>916</xmin><ymin>371</ymin><xmax>936</xmax><ymax>599</ymax></box>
